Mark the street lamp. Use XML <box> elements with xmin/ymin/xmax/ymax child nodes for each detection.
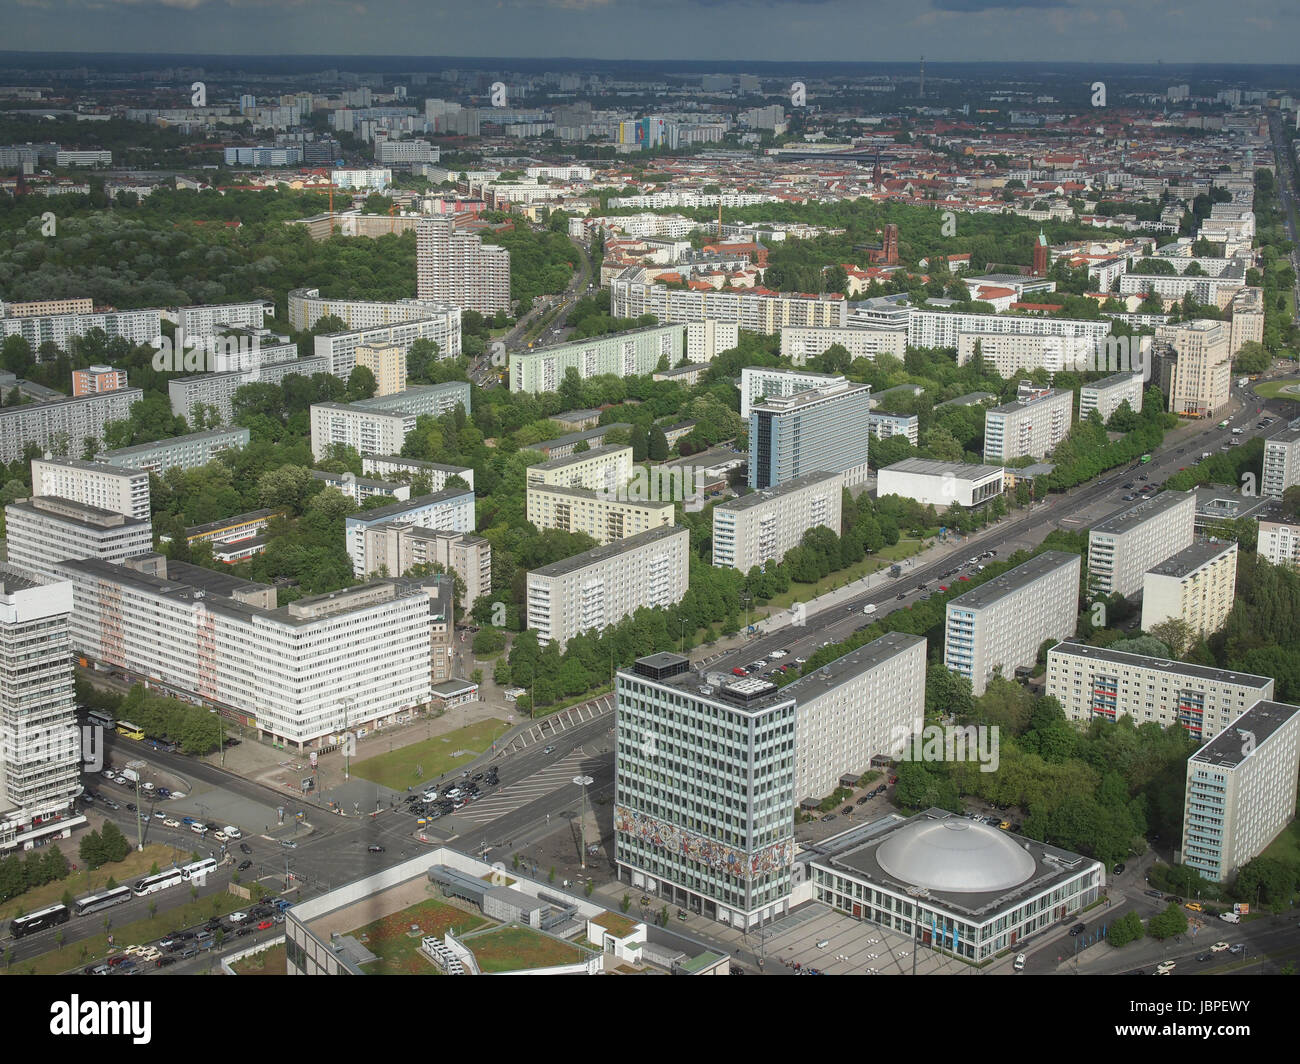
<box><xmin>573</xmin><ymin>775</ymin><xmax>594</xmax><ymax>870</ymax></box>
<box><xmin>337</xmin><ymin>697</ymin><xmax>356</xmax><ymax>781</ymax></box>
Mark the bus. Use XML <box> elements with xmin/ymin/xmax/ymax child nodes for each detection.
<box><xmin>115</xmin><ymin>720</ymin><xmax>145</xmax><ymax>740</ymax></box>
<box><xmin>10</xmin><ymin>903</ymin><xmax>71</xmax><ymax>939</ymax></box>
<box><xmin>86</xmin><ymin>709</ymin><xmax>116</xmax><ymax>730</ymax></box>
<box><xmin>1139</xmin><ymin>454</ymin><xmax>1152</xmax><ymax>464</ymax></box>
<box><xmin>73</xmin><ymin>885</ymin><xmax>133</xmax><ymax>918</ymax></box>
<box><xmin>182</xmin><ymin>858</ymin><xmax>218</xmax><ymax>881</ymax></box>
<box><xmin>132</xmin><ymin>868</ymin><xmax>184</xmax><ymax>897</ymax></box>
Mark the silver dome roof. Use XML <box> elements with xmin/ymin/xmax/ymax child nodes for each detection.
<box><xmin>876</xmin><ymin>818</ymin><xmax>1036</xmax><ymax>894</ymax></box>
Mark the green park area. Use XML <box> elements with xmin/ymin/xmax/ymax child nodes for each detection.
<box><xmin>1252</xmin><ymin>378</ymin><xmax>1300</xmax><ymax>401</ymax></box>
<box><xmin>465</xmin><ymin>924</ymin><xmax>590</xmax><ymax>973</ymax></box>
<box><xmin>231</xmin><ymin>942</ymin><xmax>286</xmax><ymax>975</ymax></box>
<box><xmin>356</xmin><ymin>898</ymin><xmax>487</xmax><ymax>975</ymax></box>
<box><xmin>349</xmin><ymin>718</ymin><xmax>510</xmax><ymax>790</ymax></box>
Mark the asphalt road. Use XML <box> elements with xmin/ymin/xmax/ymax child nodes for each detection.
<box><xmin>697</xmin><ymin>382</ymin><xmax>1290</xmax><ymax>678</ymax></box>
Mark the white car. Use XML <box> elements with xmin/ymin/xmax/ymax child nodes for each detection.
<box><xmin>768</xmin><ymin>649</ymin><xmax>787</xmax><ymax>659</ymax></box>
<box><xmin>190</xmin><ymin>823</ymin><xmax>207</xmax><ymax>835</ymax></box>
<box><xmin>1155</xmin><ymin>961</ymin><xmax>1176</xmax><ymax>975</ymax></box>
<box><xmin>1210</xmin><ymin>941</ymin><xmax>1230</xmax><ymax>953</ymax></box>
<box><xmin>227</xmin><ymin>912</ymin><xmax>249</xmax><ymax>924</ymax></box>
<box><xmin>169</xmin><ymin>792</ymin><xmax>187</xmax><ymax>800</ymax></box>
<box><xmin>1013</xmin><ymin>953</ymin><xmax>1026</xmax><ymax>971</ymax></box>
<box><xmin>163</xmin><ymin>818</ymin><xmax>180</xmax><ymax>828</ymax></box>
<box><xmin>213</xmin><ymin>832</ymin><xmax>228</xmax><ymax>842</ymax></box>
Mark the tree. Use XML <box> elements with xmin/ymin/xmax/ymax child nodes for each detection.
<box><xmin>1107</xmin><ymin>910</ymin><xmax>1145</xmax><ymax>948</ymax></box>
<box><xmin>647</xmin><ymin>426</ymin><xmax>669</xmax><ymax>461</ymax></box>
<box><xmin>345</xmin><ymin>365</ymin><xmax>378</xmax><ymax>402</ymax></box>
<box><xmin>1233</xmin><ymin>341</ymin><xmax>1270</xmax><ymax>374</ymax></box>
<box><xmin>1146</xmin><ymin>618</ymin><xmax>1193</xmax><ymax>659</ymax></box>
<box><xmin>99</xmin><ymin>821</ymin><xmax>130</xmax><ymax>863</ymax></box>
<box><xmin>79</xmin><ymin>830</ymin><xmax>106</xmax><ymax>870</ymax></box>
<box><xmin>1147</xmin><ymin>902</ymin><xmax>1189</xmax><ymax>940</ymax></box>
<box><xmin>925</xmin><ymin>662</ymin><xmax>973</xmax><ymax>719</ymax></box>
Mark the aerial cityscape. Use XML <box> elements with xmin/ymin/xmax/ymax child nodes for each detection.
<box><xmin>2</xmin><ymin>4</ymin><xmax>1300</xmax><ymax>1002</ymax></box>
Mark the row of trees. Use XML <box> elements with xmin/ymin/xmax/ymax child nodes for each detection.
<box><xmin>0</xmin><ymin>846</ymin><xmax>72</xmax><ymax>905</ymax></box>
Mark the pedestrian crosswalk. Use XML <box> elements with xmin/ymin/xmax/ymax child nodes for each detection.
<box><xmin>453</xmin><ymin>749</ymin><xmax>590</xmax><ymax>825</ymax></box>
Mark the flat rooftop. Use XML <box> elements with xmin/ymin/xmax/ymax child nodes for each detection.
<box><xmin>1091</xmin><ymin>489</ymin><xmax>1194</xmax><ymax>537</ymax></box>
<box><xmin>1190</xmin><ymin>701</ymin><xmax>1300</xmax><ymax>769</ymax></box>
<box><xmin>529</xmin><ymin>444</ymin><xmax>630</xmax><ymax>472</ymax></box>
<box><xmin>185</xmin><ymin>508</ymin><xmax>278</xmax><ymax>537</ymax></box>
<box><xmin>935</xmin><ymin>392</ymin><xmax>995</xmax><ymax>408</ymax></box>
<box><xmin>752</xmin><ymin>381</ymin><xmax>869</xmax><ymax>413</ymax></box>
<box><xmin>344</xmin><ymin>488</ymin><xmax>473</xmax><ymax>524</ymax></box>
<box><xmin>530</xmin><ymin>524</ymin><xmax>686</xmax><ymax>578</ymax></box>
<box><xmin>1049</xmin><ymin>640</ymin><xmax>1273</xmax><ymax>689</ymax></box>
<box><xmin>624</xmin><ymin>632</ymin><xmax>925</xmax><ymax>715</ymax></box>
<box><xmin>530</xmin><ymin>423</ymin><xmax>632</xmax><ymax>453</ymax></box>
<box><xmin>1266</xmin><ymin>427</ymin><xmax>1300</xmax><ymax>446</ymax></box>
<box><xmin>987</xmin><ymin>388</ymin><xmax>1069</xmax><ymax>416</ymax></box>
<box><xmin>103</xmin><ymin>427</ymin><xmax>247</xmax><ymax>457</ymax></box>
<box><xmin>715</xmin><ymin>471</ymin><xmax>842</xmax><ymax>513</ymax></box>
<box><xmin>946</xmin><ymin>551</ymin><xmax>1079</xmax><ymax>611</ymax></box>
<box><xmin>880</xmin><ymin>457</ymin><xmax>1004</xmax><ymax>481</ymax></box>
<box><xmin>1084</xmin><ymin>371</ymin><xmax>1143</xmax><ymax>391</ymax></box>
<box><xmin>1146</xmin><ymin>539</ymin><xmax>1236</xmax><ymax>579</ymax></box>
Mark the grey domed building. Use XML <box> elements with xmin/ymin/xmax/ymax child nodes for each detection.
<box><xmin>807</xmin><ymin>809</ymin><xmax>1104</xmax><ymax>963</ymax></box>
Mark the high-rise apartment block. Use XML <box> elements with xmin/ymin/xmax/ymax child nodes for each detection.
<box><xmin>60</xmin><ymin>558</ymin><xmax>435</xmax><ymax>749</ymax></box>
<box><xmin>509</xmin><ymin>321</ymin><xmax>738</xmax><ymax>394</ymax></box>
<box><xmin>611</xmin><ymin>266</ymin><xmax>847</xmax><ymax>336</ymax></box>
<box><xmin>1257</xmin><ymin>519</ymin><xmax>1300</xmax><ymax>568</ymax></box>
<box><xmin>30</xmin><ymin>458</ymin><xmax>149</xmax><ymax>521</ymax></box>
<box><xmin>1087</xmin><ymin>490</ymin><xmax>1196</xmax><ymax>597</ymax></box>
<box><xmin>5</xmin><ymin>496</ymin><xmax>154</xmax><ymax>583</ymax></box>
<box><xmin>711</xmin><ymin>471</ymin><xmax>843</xmax><ymax>571</ymax></box>
<box><xmin>355</xmin><ymin>342</ymin><xmax>407</xmax><ymax>396</ymax></box>
<box><xmin>1079</xmin><ymin>372</ymin><xmax>1144</xmax><ymax>423</ymax></box>
<box><xmin>343</xmin><ymin>490</ymin><xmax>477</xmax><ymax>576</ymax></box>
<box><xmin>1262</xmin><ymin>428</ymin><xmax>1300</xmax><ymax>498</ymax></box>
<box><xmin>739</xmin><ymin>368</ymin><xmax>852</xmax><ymax>420</ymax></box>
<box><xmin>416</xmin><ymin>216</ymin><xmax>511</xmax><ymax>314</ymax></box>
<box><xmin>1181</xmin><ymin>701</ymin><xmax>1300</xmax><ymax>883</ymax></box>
<box><xmin>982</xmin><ymin>383</ymin><xmax>1073</xmax><ymax>463</ymax></box>
<box><xmin>1158</xmin><ymin>320</ymin><xmax>1231</xmax><ymax>418</ymax></box>
<box><xmin>944</xmin><ymin>552</ymin><xmax>1081</xmax><ymax>696</ymax></box>
<box><xmin>0</xmin><ymin>387</ymin><xmax>144</xmax><ymax>464</ymax></box>
<box><xmin>1141</xmin><ymin>540</ymin><xmax>1238</xmax><ymax>640</ymax></box>
<box><xmin>0</xmin><ymin>570</ymin><xmax>82</xmax><ymax>853</ymax></box>
<box><xmin>1045</xmin><ymin>642</ymin><xmax>1274</xmax><ymax>743</ymax></box>
<box><xmin>100</xmin><ymin>426</ymin><xmax>250</xmax><ymax>474</ymax></box>
<box><xmin>526</xmin><ymin>486</ymin><xmax>674</xmax><ymax>546</ymax></box>
<box><xmin>71</xmin><ymin>364</ymin><xmax>128</xmax><ymax>396</ymax></box>
<box><xmin>615</xmin><ymin>653</ymin><xmax>798</xmax><ymax>930</ymax></box>
<box><xmin>749</xmin><ymin>380</ymin><xmax>872</xmax><ymax>489</ymax></box>
<box><xmin>527</xmin><ymin>525</ymin><xmax>689</xmax><ymax>648</ymax></box>
<box><xmin>361</xmin><ymin>524</ymin><xmax>491</xmax><ymax>607</ymax></box>
<box><xmin>526</xmin><ymin>445</ymin><xmax>633</xmax><ymax>491</ymax></box>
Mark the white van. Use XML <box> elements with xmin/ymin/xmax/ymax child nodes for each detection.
<box><xmin>223</xmin><ymin>825</ymin><xmax>241</xmax><ymax>839</ymax></box>
<box><xmin>190</xmin><ymin>822</ymin><xmax>208</xmax><ymax>836</ymax></box>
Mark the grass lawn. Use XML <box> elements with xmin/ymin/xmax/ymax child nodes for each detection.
<box><xmin>0</xmin><ymin>843</ymin><xmax>203</xmax><ymax>923</ymax></box>
<box><xmin>356</xmin><ymin>898</ymin><xmax>487</xmax><ymax>975</ymax></box>
<box><xmin>756</xmin><ymin>535</ymin><xmax>933</xmax><ymax>615</ymax></box>
<box><xmin>4</xmin><ymin>889</ymin><xmax>251</xmax><ymax>975</ymax></box>
<box><xmin>350</xmin><ymin>718</ymin><xmax>509</xmax><ymax>790</ymax></box>
<box><xmin>231</xmin><ymin>942</ymin><xmax>286</xmax><ymax>975</ymax></box>
<box><xmin>1261</xmin><ymin>817</ymin><xmax>1300</xmax><ymax>867</ymax></box>
<box><xmin>1253</xmin><ymin>378</ymin><xmax>1300</xmax><ymax>401</ymax></box>
<box><xmin>467</xmin><ymin>924</ymin><xmax>588</xmax><ymax>973</ymax></box>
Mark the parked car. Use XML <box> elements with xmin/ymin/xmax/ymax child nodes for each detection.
<box><xmin>1068</xmin><ymin>923</ymin><xmax>1085</xmax><ymax>937</ymax></box>
<box><xmin>1013</xmin><ymin>953</ymin><xmax>1026</xmax><ymax>971</ymax></box>
<box><xmin>820</xmin><ymin>814</ymin><xmax>836</xmax><ymax>823</ymax></box>
<box><xmin>237</xmin><ymin>860</ymin><xmax>252</xmax><ymax>871</ymax></box>
<box><xmin>367</xmin><ymin>845</ymin><xmax>385</xmax><ymax>853</ymax></box>
<box><xmin>239</xmin><ymin>842</ymin><xmax>252</xmax><ymax>855</ymax></box>
<box><xmin>1113</xmin><ymin>863</ymin><xmax>1126</xmax><ymax>875</ymax></box>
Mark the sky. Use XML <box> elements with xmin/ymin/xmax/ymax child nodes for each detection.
<box><xmin>2</xmin><ymin>0</ymin><xmax>1299</xmax><ymax>66</ymax></box>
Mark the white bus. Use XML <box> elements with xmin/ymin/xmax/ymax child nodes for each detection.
<box><xmin>86</xmin><ymin>709</ymin><xmax>116</xmax><ymax>730</ymax></box>
<box><xmin>132</xmin><ymin>867</ymin><xmax>184</xmax><ymax>897</ymax></box>
<box><xmin>182</xmin><ymin>858</ymin><xmax>218</xmax><ymax>881</ymax></box>
<box><xmin>74</xmin><ymin>885</ymin><xmax>133</xmax><ymax>918</ymax></box>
